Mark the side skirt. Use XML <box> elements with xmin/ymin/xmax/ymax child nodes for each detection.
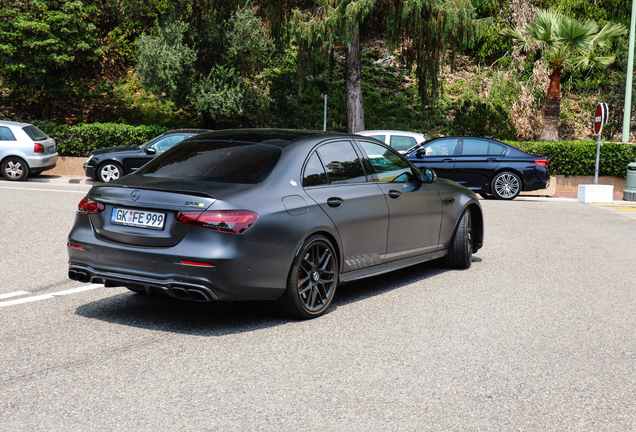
<box><xmin>338</xmin><ymin>249</ymin><xmax>448</xmax><ymax>285</ymax></box>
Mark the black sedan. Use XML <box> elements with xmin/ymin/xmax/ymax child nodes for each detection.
<box><xmin>84</xmin><ymin>129</ymin><xmax>211</xmax><ymax>182</ymax></box>
<box><xmin>405</xmin><ymin>136</ymin><xmax>549</xmax><ymax>200</ymax></box>
<box><xmin>68</xmin><ymin>129</ymin><xmax>483</xmax><ymax>319</ymax></box>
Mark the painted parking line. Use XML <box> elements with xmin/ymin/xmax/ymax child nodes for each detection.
<box><xmin>0</xmin><ymin>291</ymin><xmax>29</xmax><ymax>300</ymax></box>
<box><xmin>0</xmin><ymin>284</ymin><xmax>102</xmax><ymax>308</ymax></box>
<box><xmin>0</xmin><ymin>186</ymin><xmax>87</xmax><ymax>193</ymax></box>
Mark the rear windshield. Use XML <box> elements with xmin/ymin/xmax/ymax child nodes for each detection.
<box><xmin>22</xmin><ymin>125</ymin><xmax>49</xmax><ymax>141</ymax></box>
<box><xmin>133</xmin><ymin>140</ymin><xmax>281</xmax><ymax>183</ymax></box>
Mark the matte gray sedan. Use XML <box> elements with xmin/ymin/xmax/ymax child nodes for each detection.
<box><xmin>68</xmin><ymin>129</ymin><xmax>483</xmax><ymax>319</ymax></box>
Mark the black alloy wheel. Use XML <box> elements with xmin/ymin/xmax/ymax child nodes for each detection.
<box><xmin>492</xmin><ymin>171</ymin><xmax>521</xmax><ymax>200</ymax></box>
<box><xmin>273</xmin><ymin>235</ymin><xmax>338</xmax><ymax>319</ymax></box>
<box><xmin>98</xmin><ymin>161</ymin><xmax>124</xmax><ymax>182</ymax></box>
<box><xmin>1</xmin><ymin>157</ymin><xmax>29</xmax><ymax>181</ymax></box>
<box><xmin>445</xmin><ymin>208</ymin><xmax>473</xmax><ymax>269</ymax></box>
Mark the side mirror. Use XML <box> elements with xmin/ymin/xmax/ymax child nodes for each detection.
<box><xmin>416</xmin><ymin>149</ymin><xmax>424</xmax><ymax>159</ymax></box>
<box><xmin>145</xmin><ymin>147</ymin><xmax>157</xmax><ymax>155</ymax></box>
<box><xmin>420</xmin><ymin>167</ymin><xmax>437</xmax><ymax>183</ymax></box>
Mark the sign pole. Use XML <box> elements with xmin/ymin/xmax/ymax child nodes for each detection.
<box><xmin>623</xmin><ymin>0</ymin><xmax>636</xmax><ymax>143</ymax></box>
<box><xmin>593</xmin><ymin>103</ymin><xmax>609</xmax><ymax>185</ymax></box>
<box><xmin>595</xmin><ymin>133</ymin><xmax>601</xmax><ymax>185</ymax></box>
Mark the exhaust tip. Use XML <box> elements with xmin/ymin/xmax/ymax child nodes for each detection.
<box><xmin>188</xmin><ymin>289</ymin><xmax>212</xmax><ymax>302</ymax></box>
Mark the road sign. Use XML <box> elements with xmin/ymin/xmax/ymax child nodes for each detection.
<box><xmin>594</xmin><ymin>103</ymin><xmax>609</xmax><ymax>135</ymax></box>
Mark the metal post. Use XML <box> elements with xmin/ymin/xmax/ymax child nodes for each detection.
<box><xmin>623</xmin><ymin>0</ymin><xmax>636</xmax><ymax>143</ymax></box>
<box><xmin>323</xmin><ymin>94</ymin><xmax>328</xmax><ymax>131</ymax></box>
<box><xmin>595</xmin><ymin>132</ymin><xmax>601</xmax><ymax>185</ymax></box>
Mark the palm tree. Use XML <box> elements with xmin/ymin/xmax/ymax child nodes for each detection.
<box><xmin>503</xmin><ymin>9</ymin><xmax>625</xmax><ymax>141</ymax></box>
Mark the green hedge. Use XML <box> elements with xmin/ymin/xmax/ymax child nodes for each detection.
<box><xmin>504</xmin><ymin>140</ymin><xmax>636</xmax><ymax>178</ymax></box>
<box><xmin>31</xmin><ymin>121</ymin><xmax>170</xmax><ymax>157</ymax></box>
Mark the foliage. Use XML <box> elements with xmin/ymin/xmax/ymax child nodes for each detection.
<box><xmin>452</xmin><ymin>98</ymin><xmax>517</xmax><ymax>139</ymax></box>
<box><xmin>32</xmin><ymin>120</ymin><xmax>169</xmax><ymax>157</ymax></box>
<box><xmin>506</xmin><ymin>140</ymin><xmax>636</xmax><ymax>178</ymax></box>
<box><xmin>0</xmin><ymin>0</ymin><xmax>103</xmax><ymax>118</ymax></box>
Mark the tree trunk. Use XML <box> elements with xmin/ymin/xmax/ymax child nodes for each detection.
<box><xmin>539</xmin><ymin>66</ymin><xmax>562</xmax><ymax>141</ymax></box>
<box><xmin>41</xmin><ymin>102</ymin><xmax>52</xmax><ymax>120</ymax></box>
<box><xmin>345</xmin><ymin>26</ymin><xmax>364</xmax><ymax>134</ymax></box>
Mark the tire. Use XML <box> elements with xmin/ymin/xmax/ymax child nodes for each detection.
<box><xmin>445</xmin><ymin>208</ymin><xmax>473</xmax><ymax>269</ymax></box>
<box><xmin>273</xmin><ymin>235</ymin><xmax>338</xmax><ymax>319</ymax></box>
<box><xmin>491</xmin><ymin>171</ymin><xmax>521</xmax><ymax>200</ymax></box>
<box><xmin>98</xmin><ymin>161</ymin><xmax>123</xmax><ymax>182</ymax></box>
<box><xmin>1</xmin><ymin>157</ymin><xmax>29</xmax><ymax>181</ymax></box>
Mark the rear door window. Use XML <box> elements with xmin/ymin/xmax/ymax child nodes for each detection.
<box><xmin>0</xmin><ymin>127</ymin><xmax>16</xmax><ymax>141</ymax></box>
<box><xmin>461</xmin><ymin>139</ymin><xmax>489</xmax><ymax>155</ymax></box>
<box><xmin>316</xmin><ymin>141</ymin><xmax>367</xmax><ymax>184</ymax></box>
<box><xmin>389</xmin><ymin>135</ymin><xmax>418</xmax><ymax>152</ymax></box>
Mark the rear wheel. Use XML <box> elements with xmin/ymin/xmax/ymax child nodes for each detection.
<box><xmin>491</xmin><ymin>171</ymin><xmax>521</xmax><ymax>200</ymax></box>
<box><xmin>273</xmin><ymin>235</ymin><xmax>338</xmax><ymax>319</ymax></box>
<box><xmin>445</xmin><ymin>208</ymin><xmax>473</xmax><ymax>269</ymax></box>
<box><xmin>98</xmin><ymin>161</ymin><xmax>123</xmax><ymax>182</ymax></box>
<box><xmin>1</xmin><ymin>157</ymin><xmax>29</xmax><ymax>181</ymax></box>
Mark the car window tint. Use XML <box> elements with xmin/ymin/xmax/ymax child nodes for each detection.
<box><xmin>369</xmin><ymin>135</ymin><xmax>385</xmax><ymax>142</ymax></box>
<box><xmin>358</xmin><ymin>141</ymin><xmax>415</xmax><ymax>182</ymax></box>
<box><xmin>22</xmin><ymin>125</ymin><xmax>48</xmax><ymax>141</ymax></box>
<box><xmin>134</xmin><ymin>140</ymin><xmax>280</xmax><ymax>183</ymax></box>
<box><xmin>489</xmin><ymin>142</ymin><xmax>506</xmax><ymax>155</ymax></box>
<box><xmin>423</xmin><ymin>138</ymin><xmax>457</xmax><ymax>156</ymax></box>
<box><xmin>316</xmin><ymin>141</ymin><xmax>367</xmax><ymax>184</ymax></box>
<box><xmin>152</xmin><ymin>134</ymin><xmax>186</xmax><ymax>152</ymax></box>
<box><xmin>461</xmin><ymin>139</ymin><xmax>489</xmax><ymax>155</ymax></box>
<box><xmin>302</xmin><ymin>152</ymin><xmax>329</xmax><ymax>187</ymax></box>
<box><xmin>0</xmin><ymin>127</ymin><xmax>16</xmax><ymax>141</ymax></box>
<box><xmin>389</xmin><ymin>135</ymin><xmax>417</xmax><ymax>152</ymax></box>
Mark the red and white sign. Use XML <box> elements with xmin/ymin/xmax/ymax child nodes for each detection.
<box><xmin>593</xmin><ymin>103</ymin><xmax>609</xmax><ymax>135</ymax></box>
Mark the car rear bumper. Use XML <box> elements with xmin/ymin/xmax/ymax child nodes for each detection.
<box><xmin>26</xmin><ymin>153</ymin><xmax>58</xmax><ymax>170</ymax></box>
<box><xmin>67</xmin><ymin>216</ymin><xmax>294</xmax><ymax>301</ymax></box>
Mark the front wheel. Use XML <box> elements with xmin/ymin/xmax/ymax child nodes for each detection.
<box><xmin>98</xmin><ymin>161</ymin><xmax>123</xmax><ymax>182</ymax></box>
<box><xmin>445</xmin><ymin>208</ymin><xmax>473</xmax><ymax>269</ymax></box>
<box><xmin>272</xmin><ymin>235</ymin><xmax>338</xmax><ymax>319</ymax></box>
<box><xmin>491</xmin><ymin>171</ymin><xmax>521</xmax><ymax>200</ymax></box>
<box><xmin>1</xmin><ymin>157</ymin><xmax>29</xmax><ymax>181</ymax></box>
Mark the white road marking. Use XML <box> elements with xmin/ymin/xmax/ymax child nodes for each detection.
<box><xmin>0</xmin><ymin>291</ymin><xmax>29</xmax><ymax>300</ymax></box>
<box><xmin>0</xmin><ymin>284</ymin><xmax>102</xmax><ymax>308</ymax></box>
<box><xmin>0</xmin><ymin>186</ymin><xmax>87</xmax><ymax>193</ymax></box>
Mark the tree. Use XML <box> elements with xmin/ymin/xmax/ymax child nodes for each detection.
<box><xmin>135</xmin><ymin>2</ymin><xmax>274</xmax><ymax>128</ymax></box>
<box><xmin>267</xmin><ymin>0</ymin><xmax>477</xmax><ymax>133</ymax></box>
<box><xmin>0</xmin><ymin>0</ymin><xmax>103</xmax><ymax>119</ymax></box>
<box><xmin>502</xmin><ymin>8</ymin><xmax>625</xmax><ymax>141</ymax></box>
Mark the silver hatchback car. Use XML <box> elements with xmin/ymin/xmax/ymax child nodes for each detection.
<box><xmin>0</xmin><ymin>120</ymin><xmax>59</xmax><ymax>181</ymax></box>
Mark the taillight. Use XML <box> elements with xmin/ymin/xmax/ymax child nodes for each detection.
<box><xmin>77</xmin><ymin>197</ymin><xmax>105</xmax><ymax>214</ymax></box>
<box><xmin>175</xmin><ymin>210</ymin><xmax>258</xmax><ymax>234</ymax></box>
<box><xmin>34</xmin><ymin>143</ymin><xmax>45</xmax><ymax>153</ymax></box>
<box><xmin>535</xmin><ymin>159</ymin><xmax>548</xmax><ymax>167</ymax></box>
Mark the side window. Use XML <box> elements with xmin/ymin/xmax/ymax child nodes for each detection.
<box><xmin>389</xmin><ymin>135</ymin><xmax>417</xmax><ymax>153</ymax></box>
<box><xmin>369</xmin><ymin>135</ymin><xmax>386</xmax><ymax>143</ymax></box>
<box><xmin>302</xmin><ymin>152</ymin><xmax>329</xmax><ymax>187</ymax></box>
<box><xmin>358</xmin><ymin>141</ymin><xmax>416</xmax><ymax>182</ymax></box>
<box><xmin>489</xmin><ymin>142</ymin><xmax>506</xmax><ymax>155</ymax></box>
<box><xmin>461</xmin><ymin>139</ymin><xmax>489</xmax><ymax>155</ymax></box>
<box><xmin>151</xmin><ymin>134</ymin><xmax>186</xmax><ymax>153</ymax></box>
<box><xmin>0</xmin><ymin>127</ymin><xmax>16</xmax><ymax>141</ymax></box>
<box><xmin>316</xmin><ymin>141</ymin><xmax>367</xmax><ymax>184</ymax></box>
<box><xmin>422</xmin><ymin>138</ymin><xmax>458</xmax><ymax>156</ymax></box>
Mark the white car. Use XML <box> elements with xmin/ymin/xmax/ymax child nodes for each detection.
<box><xmin>0</xmin><ymin>120</ymin><xmax>59</xmax><ymax>181</ymax></box>
<box><xmin>357</xmin><ymin>130</ymin><xmax>427</xmax><ymax>153</ymax></box>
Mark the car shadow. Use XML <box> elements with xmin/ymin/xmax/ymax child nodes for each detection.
<box><xmin>74</xmin><ymin>258</ymin><xmax>472</xmax><ymax>336</ymax></box>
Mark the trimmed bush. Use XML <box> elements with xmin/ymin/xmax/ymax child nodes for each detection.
<box><xmin>505</xmin><ymin>140</ymin><xmax>636</xmax><ymax>178</ymax></box>
<box><xmin>32</xmin><ymin>121</ymin><xmax>170</xmax><ymax>157</ymax></box>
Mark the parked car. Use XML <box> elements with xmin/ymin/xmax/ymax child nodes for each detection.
<box><xmin>0</xmin><ymin>120</ymin><xmax>59</xmax><ymax>181</ymax></box>
<box><xmin>357</xmin><ymin>130</ymin><xmax>426</xmax><ymax>153</ymax></box>
<box><xmin>405</xmin><ymin>136</ymin><xmax>549</xmax><ymax>200</ymax></box>
<box><xmin>68</xmin><ymin>129</ymin><xmax>484</xmax><ymax>319</ymax></box>
<box><xmin>84</xmin><ymin>129</ymin><xmax>211</xmax><ymax>182</ymax></box>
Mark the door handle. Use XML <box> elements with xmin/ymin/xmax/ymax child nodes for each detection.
<box><xmin>388</xmin><ymin>190</ymin><xmax>402</xmax><ymax>199</ymax></box>
<box><xmin>442</xmin><ymin>158</ymin><xmax>453</xmax><ymax>163</ymax></box>
<box><xmin>327</xmin><ymin>197</ymin><xmax>344</xmax><ymax>207</ymax></box>
<box><xmin>487</xmin><ymin>158</ymin><xmax>497</xmax><ymax>162</ymax></box>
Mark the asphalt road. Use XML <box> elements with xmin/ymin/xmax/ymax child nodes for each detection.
<box><xmin>1</xmin><ymin>179</ymin><xmax>636</xmax><ymax>431</ymax></box>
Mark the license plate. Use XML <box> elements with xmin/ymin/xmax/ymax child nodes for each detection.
<box><xmin>110</xmin><ymin>207</ymin><xmax>166</xmax><ymax>230</ymax></box>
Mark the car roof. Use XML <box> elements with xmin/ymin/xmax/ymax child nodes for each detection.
<box><xmin>0</xmin><ymin>120</ymin><xmax>32</xmax><ymax>128</ymax></box>
<box><xmin>358</xmin><ymin>130</ymin><xmax>425</xmax><ymax>137</ymax></box>
<box><xmin>191</xmin><ymin>128</ymin><xmax>353</xmax><ymax>147</ymax></box>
